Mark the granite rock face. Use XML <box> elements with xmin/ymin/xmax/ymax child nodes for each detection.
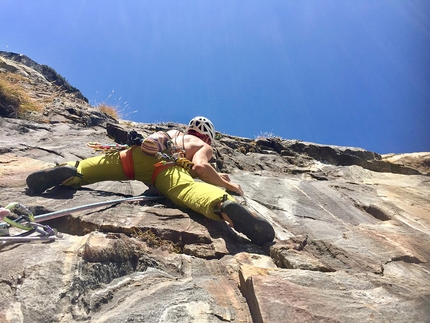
<box><xmin>0</xmin><ymin>53</ymin><xmax>429</xmax><ymax>323</ymax></box>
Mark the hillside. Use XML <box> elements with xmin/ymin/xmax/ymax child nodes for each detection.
<box><xmin>1</xmin><ymin>52</ymin><xmax>429</xmax><ymax>323</ymax></box>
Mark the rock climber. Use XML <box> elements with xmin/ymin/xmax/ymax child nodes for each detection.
<box><xmin>26</xmin><ymin>116</ymin><xmax>275</xmax><ymax>245</ymax></box>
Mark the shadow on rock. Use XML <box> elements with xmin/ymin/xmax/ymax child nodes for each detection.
<box><xmin>25</xmin><ymin>185</ymin><xmax>78</xmax><ymax>199</ymax></box>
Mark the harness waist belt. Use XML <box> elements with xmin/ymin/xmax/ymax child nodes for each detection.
<box><xmin>151</xmin><ymin>161</ymin><xmax>174</xmax><ymax>184</ymax></box>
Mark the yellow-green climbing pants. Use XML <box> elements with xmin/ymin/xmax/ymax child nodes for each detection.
<box><xmin>63</xmin><ymin>147</ymin><xmax>234</xmax><ymax>221</ymax></box>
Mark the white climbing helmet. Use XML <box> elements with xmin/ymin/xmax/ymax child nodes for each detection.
<box><xmin>186</xmin><ymin>116</ymin><xmax>216</xmax><ymax>142</ymax></box>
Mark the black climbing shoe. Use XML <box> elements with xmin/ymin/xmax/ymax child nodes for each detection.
<box><xmin>26</xmin><ymin>165</ymin><xmax>77</xmax><ymax>194</ymax></box>
<box><xmin>221</xmin><ymin>201</ymin><xmax>275</xmax><ymax>245</ymax></box>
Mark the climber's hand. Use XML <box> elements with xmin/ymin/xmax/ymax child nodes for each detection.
<box><xmin>227</xmin><ymin>183</ymin><xmax>244</xmax><ymax>196</ymax></box>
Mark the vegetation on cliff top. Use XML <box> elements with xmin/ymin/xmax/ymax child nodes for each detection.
<box><xmin>0</xmin><ymin>72</ymin><xmax>43</xmax><ymax>119</ymax></box>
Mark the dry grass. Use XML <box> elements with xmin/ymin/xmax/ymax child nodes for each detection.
<box><xmin>97</xmin><ymin>103</ymin><xmax>120</xmax><ymax>120</ymax></box>
<box><xmin>0</xmin><ymin>72</ymin><xmax>44</xmax><ymax>119</ymax></box>
<box><xmin>131</xmin><ymin>227</ymin><xmax>181</xmax><ymax>253</ymax></box>
<box><xmin>1</xmin><ymin>68</ymin><xmax>120</xmax><ymax>123</ymax></box>
<box><xmin>255</xmin><ymin>131</ymin><xmax>284</xmax><ymax>141</ymax></box>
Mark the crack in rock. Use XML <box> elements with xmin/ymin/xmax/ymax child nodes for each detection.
<box><xmin>389</xmin><ymin>255</ymin><xmax>423</xmax><ymax>264</ymax></box>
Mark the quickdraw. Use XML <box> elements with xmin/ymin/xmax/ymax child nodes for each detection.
<box><xmin>155</xmin><ymin>152</ymin><xmax>194</xmax><ymax>171</ymax></box>
<box><xmin>2</xmin><ymin>202</ymin><xmax>35</xmax><ymax>230</ymax></box>
<box><xmin>156</xmin><ymin>134</ymin><xmax>194</xmax><ymax>171</ymax></box>
<box><xmin>87</xmin><ymin>142</ymin><xmax>129</xmax><ymax>153</ymax></box>
<box><xmin>1</xmin><ymin>203</ymin><xmax>58</xmax><ymax>245</ymax></box>
<box><xmin>151</xmin><ymin>148</ymin><xmax>194</xmax><ymax>184</ymax></box>
<box><xmin>0</xmin><ymin>195</ymin><xmax>163</xmax><ymax>245</ymax></box>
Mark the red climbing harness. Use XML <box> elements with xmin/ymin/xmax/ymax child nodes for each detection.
<box><xmin>119</xmin><ymin>147</ymin><xmax>136</xmax><ymax>180</ymax></box>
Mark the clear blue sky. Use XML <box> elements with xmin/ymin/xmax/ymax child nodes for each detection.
<box><xmin>2</xmin><ymin>1</ymin><xmax>429</xmax><ymax>154</ymax></box>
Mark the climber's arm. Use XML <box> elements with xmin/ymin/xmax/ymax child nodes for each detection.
<box><xmin>189</xmin><ymin>145</ymin><xmax>243</xmax><ymax>195</ymax></box>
